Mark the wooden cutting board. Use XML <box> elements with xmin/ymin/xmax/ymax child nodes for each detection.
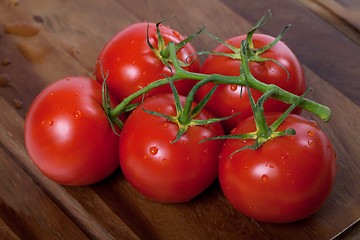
<box><xmin>1</xmin><ymin>0</ymin><xmax>359</xmax><ymax>239</ymax></box>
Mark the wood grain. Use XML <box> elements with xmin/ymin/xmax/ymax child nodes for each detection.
<box><xmin>1</xmin><ymin>0</ymin><xmax>360</xmax><ymax>239</ymax></box>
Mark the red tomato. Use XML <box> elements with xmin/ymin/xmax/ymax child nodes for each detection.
<box><xmin>195</xmin><ymin>34</ymin><xmax>306</xmax><ymax>132</ymax></box>
<box><xmin>219</xmin><ymin>113</ymin><xmax>337</xmax><ymax>223</ymax></box>
<box><xmin>24</xmin><ymin>77</ymin><xmax>122</xmax><ymax>186</ymax></box>
<box><xmin>95</xmin><ymin>22</ymin><xmax>200</xmax><ymax>103</ymax></box>
<box><xmin>119</xmin><ymin>94</ymin><xmax>224</xmax><ymax>203</ymax></box>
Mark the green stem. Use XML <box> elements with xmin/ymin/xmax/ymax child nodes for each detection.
<box><xmin>109</xmin><ymin>41</ymin><xmax>331</xmax><ymax>123</ymax></box>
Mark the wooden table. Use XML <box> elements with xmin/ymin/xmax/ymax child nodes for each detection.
<box><xmin>1</xmin><ymin>0</ymin><xmax>359</xmax><ymax>239</ymax></box>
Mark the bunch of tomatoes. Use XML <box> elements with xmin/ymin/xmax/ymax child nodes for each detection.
<box><xmin>24</xmin><ymin>12</ymin><xmax>337</xmax><ymax>223</ymax></box>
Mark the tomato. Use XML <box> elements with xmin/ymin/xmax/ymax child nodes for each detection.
<box><xmin>24</xmin><ymin>77</ymin><xmax>122</xmax><ymax>186</ymax></box>
<box><xmin>218</xmin><ymin>113</ymin><xmax>337</xmax><ymax>223</ymax></box>
<box><xmin>118</xmin><ymin>94</ymin><xmax>224</xmax><ymax>203</ymax></box>
<box><xmin>95</xmin><ymin>22</ymin><xmax>200</xmax><ymax>104</ymax></box>
<box><xmin>195</xmin><ymin>34</ymin><xmax>306</xmax><ymax>132</ymax></box>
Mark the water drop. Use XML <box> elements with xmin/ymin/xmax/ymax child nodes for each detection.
<box><xmin>16</xmin><ymin>38</ymin><xmax>50</xmax><ymax>62</ymax></box>
<box><xmin>48</xmin><ymin>120</ymin><xmax>54</xmax><ymax>126</ymax></box>
<box><xmin>163</xmin><ymin>122</ymin><xmax>169</xmax><ymax>128</ymax></box>
<box><xmin>281</xmin><ymin>152</ymin><xmax>289</xmax><ymax>159</ymax></box>
<box><xmin>229</xmin><ymin>85</ymin><xmax>237</xmax><ymax>91</ymax></box>
<box><xmin>308</xmin><ymin>140</ymin><xmax>314</xmax><ymax>146</ymax></box>
<box><xmin>130</xmin><ymin>40</ymin><xmax>136</xmax><ymax>44</ymax></box>
<box><xmin>2</xmin><ymin>58</ymin><xmax>11</xmax><ymax>66</ymax></box>
<box><xmin>163</xmin><ymin>159</ymin><xmax>168</xmax><ymax>163</ymax></box>
<box><xmin>310</xmin><ymin>120</ymin><xmax>320</xmax><ymax>129</ymax></box>
<box><xmin>261</xmin><ymin>175</ymin><xmax>268</xmax><ymax>182</ymax></box>
<box><xmin>144</xmin><ymin>155</ymin><xmax>149</xmax><ymax>160</ymax></box>
<box><xmin>132</xmin><ymin>60</ymin><xmax>136</xmax><ymax>65</ymax></box>
<box><xmin>13</xmin><ymin>98</ymin><xmax>23</xmax><ymax>109</ymax></box>
<box><xmin>204</xmin><ymin>148</ymin><xmax>209</xmax><ymax>154</ymax></box>
<box><xmin>33</xmin><ymin>15</ymin><xmax>44</xmax><ymax>23</ymax></box>
<box><xmin>8</xmin><ymin>0</ymin><xmax>20</xmax><ymax>7</ymax></box>
<box><xmin>307</xmin><ymin>130</ymin><xmax>314</xmax><ymax>136</ymax></box>
<box><xmin>269</xmin><ymin>165</ymin><xmax>274</xmax><ymax>168</ymax></box>
<box><xmin>73</xmin><ymin>110</ymin><xmax>82</xmax><ymax>119</ymax></box>
<box><xmin>230</xmin><ymin>128</ymin><xmax>237</xmax><ymax>134</ymax></box>
<box><xmin>4</xmin><ymin>21</ymin><xmax>40</xmax><ymax>37</ymax></box>
<box><xmin>0</xmin><ymin>73</ymin><xmax>11</xmax><ymax>88</ymax></box>
<box><xmin>172</xmin><ymin>31</ymin><xmax>180</xmax><ymax>37</ymax></box>
<box><xmin>149</xmin><ymin>146</ymin><xmax>159</xmax><ymax>155</ymax></box>
<box><xmin>226</xmin><ymin>40</ymin><xmax>232</xmax><ymax>44</ymax></box>
<box><xmin>142</xmin><ymin>71</ymin><xmax>147</xmax><ymax>76</ymax></box>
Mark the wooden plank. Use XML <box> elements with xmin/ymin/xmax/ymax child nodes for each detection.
<box><xmin>0</xmin><ymin>147</ymin><xmax>88</xmax><ymax>240</ymax></box>
<box><xmin>315</xmin><ymin>0</ymin><xmax>360</xmax><ymax>31</ymax></box>
<box><xmin>1</xmin><ymin>0</ymin><xmax>360</xmax><ymax>239</ymax></box>
<box><xmin>295</xmin><ymin>0</ymin><xmax>360</xmax><ymax>46</ymax></box>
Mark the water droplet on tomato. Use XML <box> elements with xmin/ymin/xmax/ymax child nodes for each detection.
<box><xmin>286</xmin><ymin>172</ymin><xmax>290</xmax><ymax>176</ymax></box>
<box><xmin>307</xmin><ymin>130</ymin><xmax>314</xmax><ymax>136</ymax></box>
<box><xmin>73</xmin><ymin>110</ymin><xmax>82</xmax><ymax>119</ymax></box>
<box><xmin>144</xmin><ymin>155</ymin><xmax>149</xmax><ymax>160</ymax></box>
<box><xmin>281</xmin><ymin>152</ymin><xmax>289</xmax><ymax>159</ymax></box>
<box><xmin>163</xmin><ymin>122</ymin><xmax>169</xmax><ymax>128</ymax></box>
<box><xmin>310</xmin><ymin>120</ymin><xmax>320</xmax><ymax>129</ymax></box>
<box><xmin>163</xmin><ymin>159</ymin><xmax>167</xmax><ymax>163</ymax></box>
<box><xmin>262</xmin><ymin>175</ymin><xmax>268</xmax><ymax>182</ymax></box>
<box><xmin>130</xmin><ymin>40</ymin><xmax>136</xmax><ymax>44</ymax></box>
<box><xmin>149</xmin><ymin>146</ymin><xmax>159</xmax><ymax>155</ymax></box>
<box><xmin>308</xmin><ymin>140</ymin><xmax>314</xmax><ymax>146</ymax></box>
<box><xmin>230</xmin><ymin>128</ymin><xmax>237</xmax><ymax>134</ymax></box>
<box><xmin>49</xmin><ymin>92</ymin><xmax>54</xmax><ymax>96</ymax></box>
<box><xmin>132</xmin><ymin>60</ymin><xmax>136</xmax><ymax>65</ymax></box>
<box><xmin>226</xmin><ymin>40</ymin><xmax>232</xmax><ymax>44</ymax></box>
<box><xmin>142</xmin><ymin>71</ymin><xmax>147</xmax><ymax>76</ymax></box>
<box><xmin>172</xmin><ymin>31</ymin><xmax>180</xmax><ymax>37</ymax></box>
<box><xmin>204</xmin><ymin>148</ymin><xmax>209</xmax><ymax>154</ymax></box>
<box><xmin>48</xmin><ymin>120</ymin><xmax>54</xmax><ymax>126</ymax></box>
<box><xmin>269</xmin><ymin>165</ymin><xmax>274</xmax><ymax>168</ymax></box>
<box><xmin>230</xmin><ymin>85</ymin><xmax>237</xmax><ymax>91</ymax></box>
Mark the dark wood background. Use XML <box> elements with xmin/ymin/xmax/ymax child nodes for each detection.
<box><xmin>1</xmin><ymin>0</ymin><xmax>359</xmax><ymax>239</ymax></box>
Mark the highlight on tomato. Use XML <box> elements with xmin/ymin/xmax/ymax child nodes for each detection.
<box><xmin>24</xmin><ymin>77</ymin><xmax>123</xmax><ymax>186</ymax></box>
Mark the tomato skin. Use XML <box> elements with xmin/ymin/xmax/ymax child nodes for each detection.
<box><xmin>219</xmin><ymin>113</ymin><xmax>337</xmax><ymax>223</ymax></box>
<box><xmin>195</xmin><ymin>34</ymin><xmax>306</xmax><ymax>132</ymax></box>
<box><xmin>24</xmin><ymin>77</ymin><xmax>122</xmax><ymax>186</ymax></box>
<box><xmin>95</xmin><ymin>22</ymin><xmax>200</xmax><ymax>103</ymax></box>
<box><xmin>119</xmin><ymin>94</ymin><xmax>224</xmax><ymax>203</ymax></box>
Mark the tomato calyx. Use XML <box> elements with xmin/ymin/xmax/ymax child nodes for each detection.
<box><xmin>202</xmin><ymin>41</ymin><xmax>311</xmax><ymax>156</ymax></box>
<box><xmin>194</xmin><ymin>10</ymin><xmax>290</xmax><ymax>80</ymax></box>
<box><xmin>147</xmin><ymin>18</ymin><xmax>205</xmax><ymax>71</ymax></box>
<box><xmin>141</xmin><ymin>74</ymin><xmax>236</xmax><ymax>143</ymax></box>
